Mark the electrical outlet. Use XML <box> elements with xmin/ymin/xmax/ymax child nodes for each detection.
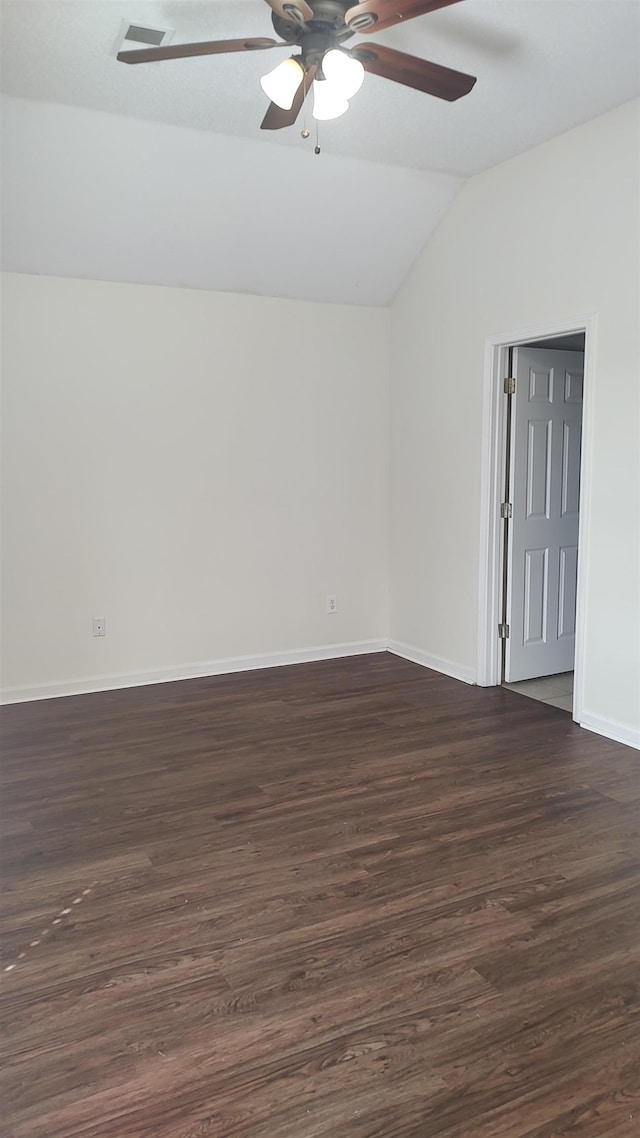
<box><xmin>326</xmin><ymin>594</ymin><xmax>337</xmax><ymax>615</ymax></box>
<box><xmin>93</xmin><ymin>617</ymin><xmax>106</xmax><ymax>637</ymax></box>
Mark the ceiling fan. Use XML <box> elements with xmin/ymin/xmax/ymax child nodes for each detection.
<box><xmin>117</xmin><ymin>0</ymin><xmax>477</xmax><ymax>131</ymax></box>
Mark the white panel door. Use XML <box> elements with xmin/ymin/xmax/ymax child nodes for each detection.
<box><xmin>505</xmin><ymin>347</ymin><xmax>584</xmax><ymax>682</ymax></box>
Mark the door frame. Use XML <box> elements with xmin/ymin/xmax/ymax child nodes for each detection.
<box><xmin>476</xmin><ymin>314</ymin><xmax>597</xmax><ymax>723</ymax></box>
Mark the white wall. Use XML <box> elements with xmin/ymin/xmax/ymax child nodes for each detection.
<box><xmin>1</xmin><ymin>274</ymin><xmax>389</xmax><ymax>697</ymax></box>
<box><xmin>390</xmin><ymin>99</ymin><xmax>640</xmax><ymax>744</ymax></box>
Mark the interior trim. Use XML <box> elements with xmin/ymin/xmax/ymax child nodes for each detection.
<box><xmin>0</xmin><ymin>639</ymin><xmax>388</xmax><ymax>704</ymax></box>
<box><xmin>387</xmin><ymin>639</ymin><xmax>475</xmax><ymax>685</ymax></box>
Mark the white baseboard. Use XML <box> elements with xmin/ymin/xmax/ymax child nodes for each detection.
<box><xmin>5</xmin><ymin>645</ymin><xmax>636</xmax><ymax>751</ymax></box>
<box><xmin>387</xmin><ymin>639</ymin><xmax>476</xmax><ymax>685</ymax></box>
<box><xmin>579</xmin><ymin>710</ymin><xmax>640</xmax><ymax>751</ymax></box>
<box><xmin>0</xmin><ymin>639</ymin><xmax>387</xmax><ymax>705</ymax></box>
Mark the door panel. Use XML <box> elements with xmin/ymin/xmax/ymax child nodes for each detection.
<box><xmin>526</xmin><ymin>419</ymin><xmax>552</xmax><ymax>518</ymax></box>
<box><xmin>505</xmin><ymin>347</ymin><xmax>584</xmax><ymax>682</ymax></box>
<box><xmin>561</xmin><ymin>421</ymin><xmax>581</xmax><ymax>516</ymax></box>
<box><xmin>558</xmin><ymin>545</ymin><xmax>578</xmax><ymax>639</ymax></box>
<box><xmin>523</xmin><ymin>547</ymin><xmax>548</xmax><ymax>645</ymax></box>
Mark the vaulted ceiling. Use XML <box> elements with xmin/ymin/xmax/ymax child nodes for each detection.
<box><xmin>2</xmin><ymin>1</ymin><xmax>639</xmax><ymax>304</ymax></box>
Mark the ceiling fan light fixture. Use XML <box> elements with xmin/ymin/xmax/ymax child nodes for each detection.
<box><xmin>260</xmin><ymin>57</ymin><xmax>304</xmax><ymax>109</ymax></box>
<box><xmin>312</xmin><ymin>78</ymin><xmax>349</xmax><ymax>121</ymax></box>
<box><xmin>321</xmin><ymin>49</ymin><xmax>365</xmax><ymax>100</ymax></box>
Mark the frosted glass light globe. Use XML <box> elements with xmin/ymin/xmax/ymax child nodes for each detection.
<box><xmin>322</xmin><ymin>49</ymin><xmax>365</xmax><ymax>100</ymax></box>
<box><xmin>312</xmin><ymin>78</ymin><xmax>349</xmax><ymax>121</ymax></box>
<box><xmin>260</xmin><ymin>58</ymin><xmax>304</xmax><ymax>110</ymax></box>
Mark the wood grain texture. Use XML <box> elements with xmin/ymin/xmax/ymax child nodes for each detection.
<box><xmin>352</xmin><ymin>43</ymin><xmax>476</xmax><ymax>101</ymax></box>
<box><xmin>117</xmin><ymin>38</ymin><xmax>280</xmax><ymax>65</ymax></box>
<box><xmin>1</xmin><ymin>653</ymin><xmax>638</xmax><ymax>1137</ymax></box>
<box><xmin>345</xmin><ymin>0</ymin><xmax>463</xmax><ymax>35</ymax></box>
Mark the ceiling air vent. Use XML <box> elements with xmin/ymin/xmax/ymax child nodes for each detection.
<box><xmin>114</xmin><ymin>21</ymin><xmax>175</xmax><ymax>55</ymax></box>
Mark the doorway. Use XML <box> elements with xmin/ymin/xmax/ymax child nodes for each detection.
<box><xmin>476</xmin><ymin>317</ymin><xmax>595</xmax><ymax>725</ymax></box>
<box><xmin>502</xmin><ymin>335</ymin><xmax>584</xmax><ymax>711</ymax></box>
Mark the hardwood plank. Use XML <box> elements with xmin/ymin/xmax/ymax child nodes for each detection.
<box><xmin>1</xmin><ymin>653</ymin><xmax>638</xmax><ymax>1136</ymax></box>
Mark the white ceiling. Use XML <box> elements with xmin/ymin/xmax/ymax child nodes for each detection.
<box><xmin>2</xmin><ymin>0</ymin><xmax>639</xmax><ymax>175</ymax></box>
<box><xmin>1</xmin><ymin>1</ymin><xmax>639</xmax><ymax>304</ymax></box>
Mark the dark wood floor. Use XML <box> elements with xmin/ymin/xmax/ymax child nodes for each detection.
<box><xmin>1</xmin><ymin>653</ymin><xmax>639</xmax><ymax>1137</ymax></box>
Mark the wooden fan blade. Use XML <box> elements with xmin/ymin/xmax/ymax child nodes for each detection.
<box><xmin>117</xmin><ymin>38</ymin><xmax>281</xmax><ymax>65</ymax></box>
<box><xmin>346</xmin><ymin>0</ymin><xmax>464</xmax><ymax>34</ymax></box>
<box><xmin>261</xmin><ymin>64</ymin><xmax>316</xmax><ymax>130</ymax></box>
<box><xmin>263</xmin><ymin>0</ymin><xmax>314</xmax><ymax>24</ymax></box>
<box><xmin>352</xmin><ymin>42</ymin><xmax>475</xmax><ymax>100</ymax></box>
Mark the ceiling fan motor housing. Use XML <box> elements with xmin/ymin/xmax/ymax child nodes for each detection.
<box><xmin>272</xmin><ymin>0</ymin><xmax>359</xmax><ymax>58</ymax></box>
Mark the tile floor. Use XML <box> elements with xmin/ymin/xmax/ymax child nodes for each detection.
<box><xmin>503</xmin><ymin>671</ymin><xmax>574</xmax><ymax>713</ymax></box>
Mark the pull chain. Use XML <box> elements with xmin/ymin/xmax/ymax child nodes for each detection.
<box><xmin>298</xmin><ymin>69</ymin><xmax>321</xmax><ymax>153</ymax></box>
<box><xmin>300</xmin><ymin>70</ymin><xmax>310</xmax><ymax>139</ymax></box>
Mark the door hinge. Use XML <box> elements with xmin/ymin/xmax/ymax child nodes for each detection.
<box><xmin>504</xmin><ymin>377</ymin><xmax>516</xmax><ymax>395</ymax></box>
<box><xmin>500</xmin><ymin>502</ymin><xmax>512</xmax><ymax>519</ymax></box>
<box><xmin>498</xmin><ymin>622</ymin><xmax>510</xmax><ymax>639</ymax></box>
